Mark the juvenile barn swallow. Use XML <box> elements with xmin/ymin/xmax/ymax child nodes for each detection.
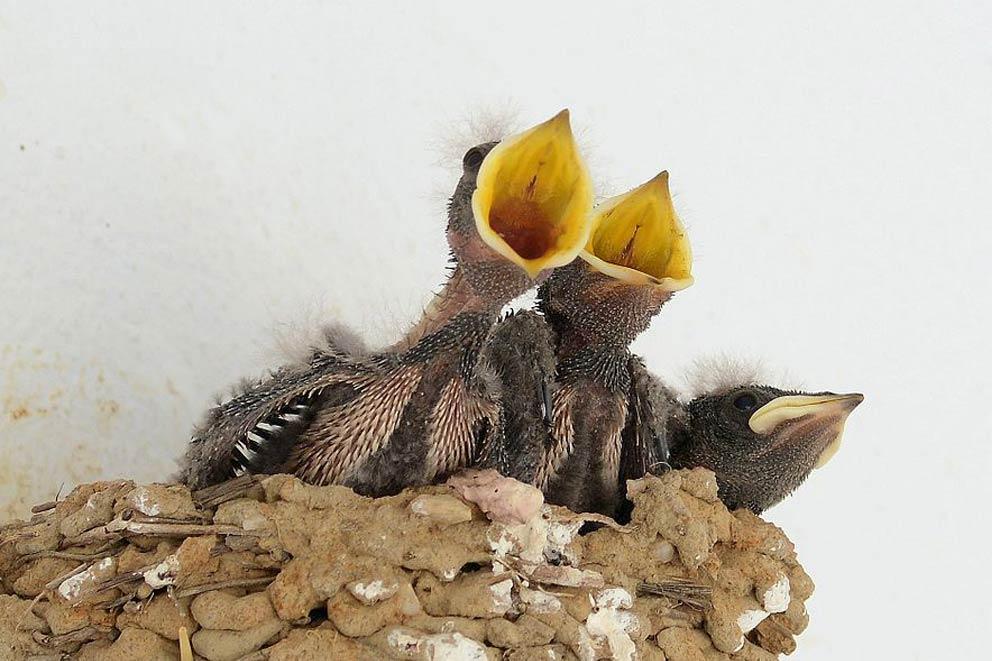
<box><xmin>180</xmin><ymin>111</ymin><xmax>595</xmax><ymax>494</ymax></box>
<box><xmin>484</xmin><ymin>173</ymin><xmax>693</xmax><ymax>515</ymax></box>
<box><xmin>667</xmin><ymin>382</ymin><xmax>864</xmax><ymax>513</ymax></box>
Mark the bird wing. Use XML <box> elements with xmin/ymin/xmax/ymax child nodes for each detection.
<box><xmin>476</xmin><ymin>310</ymin><xmax>559</xmax><ymax>484</ymax></box>
<box><xmin>288</xmin><ymin>363</ymin><xmax>423</xmax><ymax>485</ymax></box>
<box><xmin>424</xmin><ymin>376</ymin><xmax>500</xmax><ymax>481</ymax></box>
<box><xmin>287</xmin><ymin>311</ymin><xmax>500</xmax><ymax>492</ymax></box>
<box><xmin>619</xmin><ymin>356</ymin><xmax>680</xmax><ymax>483</ymax></box>
<box><xmin>182</xmin><ymin>349</ymin><xmax>368</xmax><ymax>489</ymax></box>
<box><xmin>536</xmin><ymin>384</ymin><xmax>577</xmax><ymax>491</ymax></box>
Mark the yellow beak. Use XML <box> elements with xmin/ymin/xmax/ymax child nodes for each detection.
<box><xmin>579</xmin><ymin>172</ymin><xmax>693</xmax><ymax>291</ymax></box>
<box><xmin>471</xmin><ymin>110</ymin><xmax>594</xmax><ymax>278</ymax></box>
<box><xmin>748</xmin><ymin>393</ymin><xmax>865</xmax><ymax>468</ymax></box>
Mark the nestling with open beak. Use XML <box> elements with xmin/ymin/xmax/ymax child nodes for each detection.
<box><xmin>484</xmin><ymin>172</ymin><xmax>694</xmax><ymax>515</ymax></box>
<box><xmin>180</xmin><ymin>111</ymin><xmax>595</xmax><ymax>494</ymax></box>
<box><xmin>667</xmin><ymin>377</ymin><xmax>864</xmax><ymax>513</ymax></box>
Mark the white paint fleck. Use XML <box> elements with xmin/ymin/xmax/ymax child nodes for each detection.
<box><xmin>616</xmin><ymin>610</ymin><xmax>640</xmax><ymax>631</ymax></box>
<box><xmin>348</xmin><ymin>579</ymin><xmax>398</xmax><ymax>605</ymax></box>
<box><xmin>519</xmin><ymin>586</ymin><xmax>562</xmax><ymax>613</ymax></box>
<box><xmin>761</xmin><ymin>574</ymin><xmax>791</xmax><ymax>613</ymax></box>
<box><xmin>517</xmin><ymin>517</ymin><xmax>553</xmax><ymax>564</ymax></box>
<box><xmin>387</xmin><ymin>629</ymin><xmax>423</xmax><ymax>654</ymax></box>
<box><xmin>143</xmin><ymin>553</ymin><xmax>180</xmax><ymax>589</ymax></box>
<box><xmin>587</xmin><ymin>608</ymin><xmax>636</xmax><ymax>661</ymax></box>
<box><xmin>57</xmin><ymin>556</ymin><xmax>113</xmax><ymax>601</ymax></box>
<box><xmin>57</xmin><ymin>572</ymin><xmax>87</xmax><ymax>600</ymax></box>
<box><xmin>423</xmin><ymin>632</ymin><xmax>488</xmax><ymax>660</ymax></box>
<box><xmin>586</xmin><ymin>587</ymin><xmax>638</xmax><ymax>661</ymax></box>
<box><xmin>441</xmin><ymin>567</ymin><xmax>459</xmax><ymax>581</ymax></box>
<box><xmin>487</xmin><ymin>515</ymin><xmax>549</xmax><ymax>568</ymax></box>
<box><xmin>737</xmin><ymin>608</ymin><xmax>770</xmax><ymax>633</ymax></box>
<box><xmin>485</xmin><ymin>505</ymin><xmax>585</xmax><ymax>576</ymax></box>
<box><xmin>546</xmin><ymin>516</ymin><xmax>582</xmax><ymax>553</ymax></box>
<box><xmin>488</xmin><ymin>529</ymin><xmax>515</xmax><ymax>558</ymax></box>
<box><xmin>594</xmin><ymin>587</ymin><xmax>633</xmax><ymax>610</ymax></box>
<box><xmin>575</xmin><ymin>625</ymin><xmax>598</xmax><ymax>661</ymax></box>
<box><xmin>489</xmin><ymin>578</ymin><xmax>514</xmax><ymax>614</ymax></box>
<box><xmin>129</xmin><ymin>486</ymin><xmax>162</xmax><ymax>516</ymax></box>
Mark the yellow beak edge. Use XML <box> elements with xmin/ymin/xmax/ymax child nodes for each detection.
<box><xmin>471</xmin><ymin>110</ymin><xmax>595</xmax><ymax>278</ymax></box>
<box><xmin>580</xmin><ymin>171</ymin><xmax>693</xmax><ymax>292</ymax></box>
<box><xmin>748</xmin><ymin>393</ymin><xmax>865</xmax><ymax>468</ymax></box>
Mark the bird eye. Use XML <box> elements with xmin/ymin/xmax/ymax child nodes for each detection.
<box><xmin>462</xmin><ymin>146</ymin><xmax>486</xmax><ymax>170</ymax></box>
<box><xmin>733</xmin><ymin>392</ymin><xmax>759</xmax><ymax>412</ymax></box>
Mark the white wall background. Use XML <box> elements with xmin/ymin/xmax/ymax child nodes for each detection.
<box><xmin>1</xmin><ymin>1</ymin><xmax>989</xmax><ymax>657</ymax></box>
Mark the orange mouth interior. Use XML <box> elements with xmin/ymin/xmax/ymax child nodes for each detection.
<box><xmin>489</xmin><ymin>194</ymin><xmax>560</xmax><ymax>260</ymax></box>
<box><xmin>472</xmin><ymin>110</ymin><xmax>593</xmax><ymax>277</ymax></box>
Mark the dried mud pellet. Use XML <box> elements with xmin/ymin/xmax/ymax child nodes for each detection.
<box><xmin>486</xmin><ymin>613</ymin><xmax>556</xmax><ymax>648</ymax></box>
<box><xmin>656</xmin><ymin>626</ymin><xmax>708</xmax><ymax>661</ymax></box>
<box><xmin>77</xmin><ymin>627</ymin><xmax>178</xmax><ymax>661</ymax></box>
<box><xmin>327</xmin><ymin>582</ymin><xmax>421</xmax><ymax>637</ymax></box>
<box><xmin>190</xmin><ymin>617</ymin><xmax>283</xmax><ymax>661</ymax></box>
<box><xmin>190</xmin><ymin>590</ymin><xmax>276</xmax><ymax>631</ymax></box>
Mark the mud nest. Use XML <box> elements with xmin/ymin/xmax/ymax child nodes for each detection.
<box><xmin>0</xmin><ymin>469</ymin><xmax>812</xmax><ymax>660</ymax></box>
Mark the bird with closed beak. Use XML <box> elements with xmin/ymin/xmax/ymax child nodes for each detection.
<box><xmin>665</xmin><ymin>372</ymin><xmax>864</xmax><ymax>513</ymax></box>
<box><xmin>180</xmin><ymin>110</ymin><xmax>595</xmax><ymax>495</ymax></box>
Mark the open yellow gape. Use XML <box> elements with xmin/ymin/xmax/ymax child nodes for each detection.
<box><xmin>581</xmin><ymin>171</ymin><xmax>694</xmax><ymax>292</ymax></box>
<box><xmin>472</xmin><ymin>110</ymin><xmax>594</xmax><ymax>278</ymax></box>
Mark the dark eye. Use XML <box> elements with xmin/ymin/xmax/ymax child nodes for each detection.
<box><xmin>462</xmin><ymin>146</ymin><xmax>485</xmax><ymax>170</ymax></box>
<box><xmin>733</xmin><ymin>392</ymin><xmax>759</xmax><ymax>412</ymax></box>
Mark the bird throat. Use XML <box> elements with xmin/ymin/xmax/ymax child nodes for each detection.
<box><xmin>391</xmin><ymin>264</ymin><xmax>512</xmax><ymax>352</ymax></box>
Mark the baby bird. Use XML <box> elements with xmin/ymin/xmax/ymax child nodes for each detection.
<box><xmin>666</xmin><ymin>370</ymin><xmax>864</xmax><ymax>513</ymax></box>
<box><xmin>485</xmin><ymin>172</ymin><xmax>693</xmax><ymax>515</ymax></box>
<box><xmin>180</xmin><ymin>111</ymin><xmax>594</xmax><ymax>494</ymax></box>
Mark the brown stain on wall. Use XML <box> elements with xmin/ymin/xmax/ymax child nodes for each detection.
<box><xmin>1</xmin><ymin>345</ymin><xmax>189</xmax><ymax>520</ymax></box>
<box><xmin>97</xmin><ymin>400</ymin><xmax>120</xmax><ymax>417</ymax></box>
<box><xmin>3</xmin><ymin>394</ymin><xmax>55</xmax><ymax>422</ymax></box>
<box><xmin>0</xmin><ymin>456</ymin><xmax>40</xmax><ymax>520</ymax></box>
<box><xmin>0</xmin><ymin>347</ymin><xmax>112</xmax><ymax>519</ymax></box>
<box><xmin>8</xmin><ymin>405</ymin><xmax>29</xmax><ymax>421</ymax></box>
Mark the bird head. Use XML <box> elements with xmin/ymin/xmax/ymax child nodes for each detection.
<box><xmin>539</xmin><ymin>172</ymin><xmax>693</xmax><ymax>346</ymax></box>
<box><xmin>673</xmin><ymin>385</ymin><xmax>864</xmax><ymax>513</ymax></box>
<box><xmin>446</xmin><ymin>110</ymin><xmax>594</xmax><ymax>304</ymax></box>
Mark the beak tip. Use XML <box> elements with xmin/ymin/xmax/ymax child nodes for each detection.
<box><xmin>549</xmin><ymin>109</ymin><xmax>572</xmax><ymax>131</ymax></box>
